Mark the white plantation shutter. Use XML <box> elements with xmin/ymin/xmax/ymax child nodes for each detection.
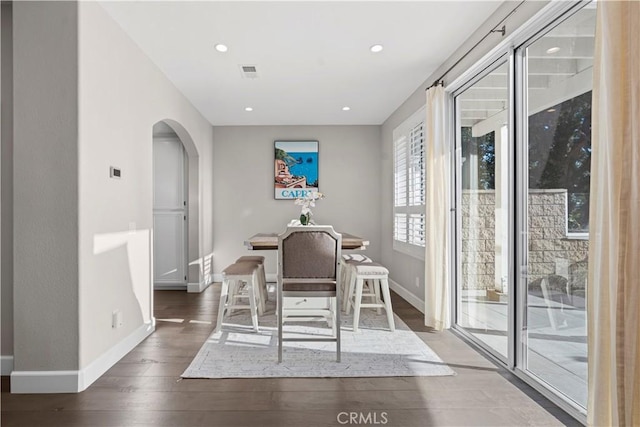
<box><xmin>409</xmin><ymin>213</ymin><xmax>426</xmax><ymax>247</ymax></box>
<box><xmin>393</xmin><ymin>108</ymin><xmax>426</xmax><ymax>257</ymax></box>
<box><xmin>394</xmin><ymin>213</ymin><xmax>408</xmax><ymax>243</ymax></box>
<box><xmin>394</xmin><ymin>136</ymin><xmax>408</xmax><ymax>208</ymax></box>
<box><xmin>409</xmin><ymin>123</ymin><xmax>426</xmax><ymax>207</ymax></box>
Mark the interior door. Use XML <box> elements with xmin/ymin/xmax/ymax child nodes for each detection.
<box><xmin>153</xmin><ymin>137</ymin><xmax>187</xmax><ymax>288</ymax></box>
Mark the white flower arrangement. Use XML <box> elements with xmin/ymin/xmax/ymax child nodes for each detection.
<box><xmin>293</xmin><ymin>191</ymin><xmax>325</xmax><ymax>225</ymax></box>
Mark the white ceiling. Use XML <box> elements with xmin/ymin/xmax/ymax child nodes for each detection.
<box><xmin>99</xmin><ymin>1</ymin><xmax>504</xmax><ymax>126</ymax></box>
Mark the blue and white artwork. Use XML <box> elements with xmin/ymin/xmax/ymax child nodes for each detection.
<box><xmin>274</xmin><ymin>140</ymin><xmax>319</xmax><ymax>199</ymax></box>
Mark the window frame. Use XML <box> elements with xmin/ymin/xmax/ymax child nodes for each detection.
<box><xmin>393</xmin><ymin>106</ymin><xmax>426</xmax><ymax>260</ymax></box>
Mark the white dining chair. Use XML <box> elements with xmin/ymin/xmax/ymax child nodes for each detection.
<box><xmin>277</xmin><ymin>225</ymin><xmax>342</xmax><ymax>363</ymax></box>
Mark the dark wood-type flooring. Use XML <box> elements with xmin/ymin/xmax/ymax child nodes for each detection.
<box><xmin>2</xmin><ymin>285</ymin><xmax>580</xmax><ymax>426</ymax></box>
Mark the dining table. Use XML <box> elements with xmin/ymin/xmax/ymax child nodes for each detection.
<box><xmin>244</xmin><ymin>232</ymin><xmax>369</xmax><ymax>251</ymax></box>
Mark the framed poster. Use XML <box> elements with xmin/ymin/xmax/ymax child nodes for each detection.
<box><xmin>274</xmin><ymin>140</ymin><xmax>319</xmax><ymax>199</ymax></box>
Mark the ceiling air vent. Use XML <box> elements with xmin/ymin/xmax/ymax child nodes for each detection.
<box><xmin>240</xmin><ymin>65</ymin><xmax>259</xmax><ymax>79</ymax></box>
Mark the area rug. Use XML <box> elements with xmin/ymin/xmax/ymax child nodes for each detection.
<box><xmin>182</xmin><ymin>290</ymin><xmax>455</xmax><ymax>379</ymax></box>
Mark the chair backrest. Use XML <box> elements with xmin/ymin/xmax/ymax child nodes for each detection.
<box><xmin>278</xmin><ymin>226</ymin><xmax>342</xmax><ymax>281</ymax></box>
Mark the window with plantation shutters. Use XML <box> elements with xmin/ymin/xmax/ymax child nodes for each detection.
<box><xmin>393</xmin><ymin>107</ymin><xmax>426</xmax><ymax>259</ymax></box>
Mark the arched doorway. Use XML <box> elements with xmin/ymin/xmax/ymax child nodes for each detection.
<box><xmin>152</xmin><ymin>120</ymin><xmax>200</xmax><ymax>291</ymax></box>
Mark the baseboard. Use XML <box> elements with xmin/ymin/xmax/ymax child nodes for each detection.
<box><xmin>187</xmin><ymin>277</ymin><xmax>212</xmax><ymax>293</ymax></box>
<box><xmin>11</xmin><ymin>322</ymin><xmax>154</xmax><ymax>394</ymax></box>
<box><xmin>80</xmin><ymin>321</ymin><xmax>155</xmax><ymax>391</ymax></box>
<box><xmin>1</xmin><ymin>355</ymin><xmax>14</xmax><ymax>375</ymax></box>
<box><xmin>389</xmin><ymin>279</ymin><xmax>425</xmax><ymax>314</ymax></box>
<box><xmin>10</xmin><ymin>370</ymin><xmax>81</xmax><ymax>394</ymax></box>
<box><xmin>154</xmin><ymin>284</ymin><xmax>187</xmax><ymax>291</ymax></box>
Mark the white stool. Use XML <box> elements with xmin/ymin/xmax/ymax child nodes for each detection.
<box><xmin>235</xmin><ymin>255</ymin><xmax>268</xmax><ymax>312</ymax></box>
<box><xmin>340</xmin><ymin>254</ymin><xmax>372</xmax><ymax>312</ymax></box>
<box><xmin>215</xmin><ymin>262</ymin><xmax>263</xmax><ymax>333</ymax></box>
<box><xmin>345</xmin><ymin>262</ymin><xmax>395</xmax><ymax>332</ymax></box>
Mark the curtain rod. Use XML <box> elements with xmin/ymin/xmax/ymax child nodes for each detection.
<box><xmin>427</xmin><ymin>0</ymin><xmax>526</xmax><ymax>90</ymax></box>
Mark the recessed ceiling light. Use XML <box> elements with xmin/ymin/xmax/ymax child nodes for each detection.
<box><xmin>370</xmin><ymin>44</ymin><xmax>384</xmax><ymax>53</ymax></box>
<box><xmin>546</xmin><ymin>46</ymin><xmax>561</xmax><ymax>54</ymax></box>
<box><xmin>547</xmin><ymin>108</ymin><xmax>556</xmax><ymax>112</ymax></box>
<box><xmin>244</xmin><ymin>107</ymin><xmax>253</xmax><ymax>112</ymax></box>
<box><xmin>342</xmin><ymin>106</ymin><xmax>351</xmax><ymax>111</ymax></box>
<box><xmin>214</xmin><ymin>44</ymin><xmax>228</xmax><ymax>53</ymax></box>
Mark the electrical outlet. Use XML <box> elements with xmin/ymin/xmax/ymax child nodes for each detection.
<box><xmin>112</xmin><ymin>310</ymin><xmax>123</xmax><ymax>329</ymax></box>
<box><xmin>415</xmin><ymin>277</ymin><xmax>420</xmax><ymax>288</ymax></box>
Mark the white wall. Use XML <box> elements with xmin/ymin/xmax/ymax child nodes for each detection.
<box><xmin>1</xmin><ymin>1</ymin><xmax>14</xmax><ymax>369</ymax></box>
<box><xmin>212</xmin><ymin>125</ymin><xmax>380</xmax><ymax>278</ymax></box>
<box><xmin>12</xmin><ymin>1</ymin><xmax>80</xmax><ymax>371</ymax></box>
<box><xmin>8</xmin><ymin>1</ymin><xmax>214</xmax><ymax>392</ymax></box>
<box><xmin>77</xmin><ymin>1</ymin><xmax>214</xmax><ymax>368</ymax></box>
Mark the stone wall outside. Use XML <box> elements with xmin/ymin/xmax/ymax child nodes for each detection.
<box><xmin>461</xmin><ymin>190</ymin><xmax>495</xmax><ymax>290</ymax></box>
<box><xmin>461</xmin><ymin>189</ymin><xmax>589</xmax><ymax>291</ymax></box>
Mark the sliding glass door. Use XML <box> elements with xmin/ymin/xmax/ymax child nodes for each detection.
<box><xmin>520</xmin><ymin>4</ymin><xmax>595</xmax><ymax>409</ymax></box>
<box><xmin>452</xmin><ymin>1</ymin><xmax>595</xmax><ymax>416</ymax></box>
<box><xmin>455</xmin><ymin>60</ymin><xmax>510</xmax><ymax>360</ymax></box>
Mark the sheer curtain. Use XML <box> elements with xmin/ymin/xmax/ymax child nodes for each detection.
<box><xmin>424</xmin><ymin>85</ymin><xmax>451</xmax><ymax>330</ymax></box>
<box><xmin>588</xmin><ymin>1</ymin><xmax>640</xmax><ymax>425</ymax></box>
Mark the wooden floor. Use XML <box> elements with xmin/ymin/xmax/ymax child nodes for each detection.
<box><xmin>1</xmin><ymin>285</ymin><xmax>580</xmax><ymax>426</ymax></box>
